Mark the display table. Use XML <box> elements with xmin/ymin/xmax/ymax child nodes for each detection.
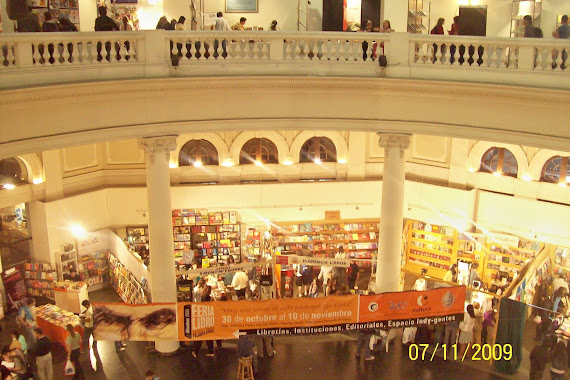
<box><xmin>54</xmin><ymin>282</ymin><xmax>88</xmax><ymax>314</ymax></box>
<box><xmin>36</xmin><ymin>304</ymin><xmax>83</xmax><ymax>347</ymax></box>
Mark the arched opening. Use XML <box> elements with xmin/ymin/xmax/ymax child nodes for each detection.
<box><xmin>299</xmin><ymin>137</ymin><xmax>337</xmax><ymax>163</ymax></box>
<box><xmin>480</xmin><ymin>148</ymin><xmax>518</xmax><ymax>178</ymax></box>
<box><xmin>178</xmin><ymin>139</ymin><xmax>219</xmax><ymax>167</ymax></box>
<box><xmin>239</xmin><ymin>138</ymin><xmax>279</xmax><ymax>165</ymax></box>
<box><xmin>541</xmin><ymin>156</ymin><xmax>570</xmax><ymax>185</ymax></box>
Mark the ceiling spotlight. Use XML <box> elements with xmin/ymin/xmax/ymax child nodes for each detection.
<box><xmin>3</xmin><ymin>184</ymin><xmax>15</xmax><ymax>190</ymax></box>
<box><xmin>193</xmin><ymin>161</ymin><xmax>203</xmax><ymax>168</ymax></box>
<box><xmin>71</xmin><ymin>224</ymin><xmax>86</xmax><ymax>238</ymax></box>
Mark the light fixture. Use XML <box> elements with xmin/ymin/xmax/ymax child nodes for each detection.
<box><xmin>254</xmin><ymin>161</ymin><xmax>263</xmax><ymax>167</ymax></box>
<box><xmin>70</xmin><ymin>224</ymin><xmax>86</xmax><ymax>238</ymax></box>
<box><xmin>169</xmin><ymin>162</ymin><xmax>178</xmax><ymax>169</ymax></box>
<box><xmin>521</xmin><ymin>174</ymin><xmax>532</xmax><ymax>182</ymax></box>
<box><xmin>468</xmin><ymin>168</ymin><xmax>475</xmax><ymax>173</ymax></box>
<box><xmin>282</xmin><ymin>159</ymin><xmax>293</xmax><ymax>166</ymax></box>
<box><xmin>493</xmin><ymin>171</ymin><xmax>502</xmax><ymax>177</ymax></box>
<box><xmin>193</xmin><ymin>161</ymin><xmax>203</xmax><ymax>168</ymax></box>
<box><xmin>3</xmin><ymin>184</ymin><xmax>15</xmax><ymax>190</ymax></box>
<box><xmin>558</xmin><ymin>181</ymin><xmax>567</xmax><ymax>188</ymax></box>
<box><xmin>314</xmin><ymin>158</ymin><xmax>322</xmax><ymax>165</ymax></box>
<box><xmin>221</xmin><ymin>159</ymin><xmax>234</xmax><ymax>167</ymax></box>
<box><xmin>32</xmin><ymin>178</ymin><xmax>43</xmax><ymax>184</ymax></box>
<box><xmin>338</xmin><ymin>159</ymin><xmax>347</xmax><ymax>164</ymax></box>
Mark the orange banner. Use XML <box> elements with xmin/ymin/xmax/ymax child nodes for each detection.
<box><xmin>358</xmin><ymin>286</ymin><xmax>466</xmax><ymax>328</ymax></box>
<box><xmin>178</xmin><ymin>295</ymin><xmax>358</xmax><ymax>341</ymax></box>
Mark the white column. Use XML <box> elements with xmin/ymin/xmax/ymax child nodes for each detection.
<box><xmin>375</xmin><ymin>134</ymin><xmax>410</xmax><ymax>294</ymax></box>
<box><xmin>42</xmin><ymin>150</ymin><xmax>64</xmax><ymax>202</ymax></box>
<box><xmin>138</xmin><ymin>136</ymin><xmax>179</xmax><ymax>354</ymax></box>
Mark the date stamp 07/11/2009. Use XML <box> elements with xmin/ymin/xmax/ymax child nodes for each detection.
<box><xmin>408</xmin><ymin>343</ymin><xmax>513</xmax><ymax>362</ymax></box>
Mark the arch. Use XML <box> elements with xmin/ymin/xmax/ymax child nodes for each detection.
<box><xmin>229</xmin><ymin>131</ymin><xmax>290</xmax><ymax>165</ymax></box>
<box><xmin>480</xmin><ymin>147</ymin><xmax>518</xmax><ymax>177</ymax></box>
<box><xmin>178</xmin><ymin>140</ymin><xmax>219</xmax><ymax>166</ymax></box>
<box><xmin>0</xmin><ymin>157</ymin><xmax>27</xmax><ymax>187</ymax></box>
<box><xmin>528</xmin><ymin>149</ymin><xmax>570</xmax><ymax>181</ymax></box>
<box><xmin>541</xmin><ymin>156</ymin><xmax>570</xmax><ymax>184</ymax></box>
<box><xmin>290</xmin><ymin>131</ymin><xmax>348</xmax><ymax>164</ymax></box>
<box><xmin>467</xmin><ymin>141</ymin><xmax>528</xmax><ymax>179</ymax></box>
<box><xmin>17</xmin><ymin>154</ymin><xmax>43</xmax><ymax>183</ymax></box>
<box><xmin>172</xmin><ymin>133</ymin><xmax>229</xmax><ymax>167</ymax></box>
<box><xmin>239</xmin><ymin>138</ymin><xmax>279</xmax><ymax>165</ymax></box>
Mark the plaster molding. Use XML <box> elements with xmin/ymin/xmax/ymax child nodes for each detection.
<box><xmin>138</xmin><ymin>136</ymin><xmax>177</xmax><ymax>164</ymax></box>
<box><xmin>2</xmin><ymin>77</ymin><xmax>569</xmax><ymax>107</ymax></box>
<box><xmin>377</xmin><ymin>134</ymin><xmax>411</xmax><ymax>159</ymax></box>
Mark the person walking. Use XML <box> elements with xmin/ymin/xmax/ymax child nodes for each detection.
<box><xmin>211</xmin><ymin>11</ymin><xmax>230</xmax><ymax>58</ymax></box>
<box><xmin>80</xmin><ymin>300</ymin><xmax>95</xmax><ymax>351</ymax></box>
<box><xmin>355</xmin><ymin>328</ymin><xmax>375</xmax><ymax>361</ymax></box>
<box><xmin>17</xmin><ymin>298</ymin><xmax>37</xmax><ymax>351</ymax></box>
<box><xmin>529</xmin><ymin>338</ymin><xmax>551</xmax><ymax>380</ymax></box>
<box><xmin>34</xmin><ymin>328</ymin><xmax>53</xmax><ymax>380</ymax></box>
<box><xmin>550</xmin><ymin>341</ymin><xmax>568</xmax><ymax>380</ymax></box>
<box><xmin>458</xmin><ymin>304</ymin><xmax>476</xmax><ymax>358</ymax></box>
<box><xmin>65</xmin><ymin>324</ymin><xmax>84</xmax><ymax>380</ymax></box>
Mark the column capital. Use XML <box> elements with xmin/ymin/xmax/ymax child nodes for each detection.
<box><xmin>138</xmin><ymin>136</ymin><xmax>177</xmax><ymax>163</ymax></box>
<box><xmin>377</xmin><ymin>134</ymin><xmax>411</xmax><ymax>150</ymax></box>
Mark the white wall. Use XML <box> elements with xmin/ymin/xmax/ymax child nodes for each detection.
<box><xmin>78</xmin><ymin>0</ymin><xmax>98</xmax><ymax>31</ymax></box>
<box><xmin>204</xmin><ymin>0</ymin><xmax>298</xmax><ymax>31</ymax></box>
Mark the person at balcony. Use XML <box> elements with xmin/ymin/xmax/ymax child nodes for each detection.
<box><xmin>17</xmin><ymin>8</ymin><xmax>40</xmax><ymax>33</ymax></box>
<box><xmin>523</xmin><ymin>15</ymin><xmax>536</xmax><ymax>38</ymax></box>
<box><xmin>41</xmin><ymin>12</ymin><xmax>58</xmax><ymax>32</ymax></box>
<box><xmin>59</xmin><ymin>17</ymin><xmax>77</xmax><ymax>32</ymax></box>
<box><xmin>232</xmin><ymin>17</ymin><xmax>247</xmax><ymax>31</ymax></box>
<box><xmin>167</xmin><ymin>19</ymin><xmax>177</xmax><ymax>31</ymax></box>
<box><xmin>156</xmin><ymin>16</ymin><xmax>169</xmax><ymax>30</ymax></box>
<box><xmin>431</xmin><ymin>17</ymin><xmax>445</xmax><ymax>35</ymax></box>
<box><xmin>552</xmin><ymin>15</ymin><xmax>569</xmax><ymax>70</ymax></box>
<box><xmin>120</xmin><ymin>16</ymin><xmax>133</xmax><ymax>31</ymax></box>
<box><xmin>210</xmin><ymin>12</ymin><xmax>230</xmax><ymax>59</ymax></box>
<box><xmin>380</xmin><ymin>20</ymin><xmax>394</xmax><ymax>33</ymax></box>
<box><xmin>175</xmin><ymin>16</ymin><xmax>186</xmax><ymax>31</ymax></box>
<box><xmin>270</xmin><ymin>20</ymin><xmax>279</xmax><ymax>31</ymax></box>
<box><xmin>94</xmin><ymin>6</ymin><xmax>119</xmax><ymax>63</ymax></box>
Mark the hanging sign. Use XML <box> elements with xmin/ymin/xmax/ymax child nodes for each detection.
<box><xmin>176</xmin><ymin>259</ymin><xmax>268</xmax><ymax>278</ymax></box>
<box><xmin>325</xmin><ymin>210</ymin><xmax>341</xmax><ymax>220</ymax></box>
<box><xmin>488</xmin><ymin>233</ymin><xmax>520</xmax><ymax>249</ymax></box>
<box><xmin>226</xmin><ymin>0</ymin><xmax>258</xmax><ymax>13</ymax></box>
<box><xmin>289</xmin><ymin>255</ymin><xmax>350</xmax><ymax>268</ymax></box>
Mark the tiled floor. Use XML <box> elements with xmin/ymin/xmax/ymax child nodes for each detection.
<box><xmin>0</xmin><ymin>287</ymin><xmax>532</xmax><ymax>379</ymax></box>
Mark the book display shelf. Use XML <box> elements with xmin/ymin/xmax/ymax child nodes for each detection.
<box><xmin>553</xmin><ymin>246</ymin><xmax>570</xmax><ymax>276</ymax></box>
<box><xmin>126</xmin><ymin>226</ymin><xmax>149</xmax><ymax>260</ymax></box>
<box><xmin>483</xmin><ymin>238</ymin><xmax>542</xmax><ymax>289</ymax></box>
<box><xmin>24</xmin><ymin>263</ymin><xmax>57</xmax><ymax>299</ymax></box>
<box><xmin>78</xmin><ymin>250</ymin><xmax>109</xmax><ymax>290</ymax></box>
<box><xmin>108</xmin><ymin>253</ymin><xmax>148</xmax><ymax>304</ymax></box>
<box><xmin>271</xmin><ymin>218</ymin><xmax>380</xmax><ymax>268</ymax></box>
<box><xmin>243</xmin><ymin>227</ymin><xmax>261</xmax><ymax>262</ymax></box>
<box><xmin>57</xmin><ymin>248</ymin><xmax>78</xmax><ymax>281</ymax></box>
<box><xmin>404</xmin><ymin>219</ymin><xmax>457</xmax><ymax>279</ymax></box>
<box><xmin>172</xmin><ymin>209</ymin><xmax>241</xmax><ymax>267</ymax></box>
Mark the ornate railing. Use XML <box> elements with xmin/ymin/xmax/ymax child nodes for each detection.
<box><xmin>0</xmin><ymin>31</ymin><xmax>568</xmax><ymax>89</ymax></box>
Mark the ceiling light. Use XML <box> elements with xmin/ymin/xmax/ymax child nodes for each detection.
<box><xmin>282</xmin><ymin>159</ymin><xmax>293</xmax><ymax>166</ymax></box>
<box><xmin>468</xmin><ymin>168</ymin><xmax>475</xmax><ymax>173</ymax></box>
<box><xmin>314</xmin><ymin>158</ymin><xmax>322</xmax><ymax>165</ymax></box>
<box><xmin>221</xmin><ymin>160</ymin><xmax>234</xmax><ymax>167</ymax></box>
<box><xmin>193</xmin><ymin>161</ymin><xmax>203</xmax><ymax>168</ymax></box>
<box><xmin>521</xmin><ymin>174</ymin><xmax>532</xmax><ymax>182</ymax></box>
<box><xmin>338</xmin><ymin>159</ymin><xmax>347</xmax><ymax>164</ymax></box>
<box><xmin>169</xmin><ymin>162</ymin><xmax>178</xmax><ymax>168</ymax></box>
<box><xmin>71</xmin><ymin>224</ymin><xmax>86</xmax><ymax>238</ymax></box>
<box><xmin>254</xmin><ymin>161</ymin><xmax>263</xmax><ymax>167</ymax></box>
<box><xmin>493</xmin><ymin>172</ymin><xmax>501</xmax><ymax>177</ymax></box>
<box><xmin>3</xmin><ymin>184</ymin><xmax>15</xmax><ymax>190</ymax></box>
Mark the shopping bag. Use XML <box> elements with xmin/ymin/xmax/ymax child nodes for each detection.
<box><xmin>402</xmin><ymin>327</ymin><xmax>417</xmax><ymax>344</ymax></box>
<box><xmin>64</xmin><ymin>360</ymin><xmax>76</xmax><ymax>376</ymax></box>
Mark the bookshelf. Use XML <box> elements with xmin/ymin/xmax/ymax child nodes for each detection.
<box><xmin>243</xmin><ymin>227</ymin><xmax>261</xmax><ymax>261</ymax></box>
<box><xmin>404</xmin><ymin>220</ymin><xmax>457</xmax><ymax>279</ymax></box>
<box><xmin>23</xmin><ymin>263</ymin><xmax>57</xmax><ymax>299</ymax></box>
<box><xmin>483</xmin><ymin>242</ymin><xmax>541</xmax><ymax>288</ymax></box>
<box><xmin>108</xmin><ymin>252</ymin><xmax>148</xmax><ymax>304</ymax></box>
<box><xmin>78</xmin><ymin>250</ymin><xmax>109</xmax><ymax>290</ymax></box>
<box><xmin>172</xmin><ymin>209</ymin><xmax>241</xmax><ymax>267</ymax></box>
<box><xmin>126</xmin><ymin>226</ymin><xmax>149</xmax><ymax>261</ymax></box>
<box><xmin>408</xmin><ymin>0</ymin><xmax>430</xmax><ymax>34</ymax></box>
<box><xmin>554</xmin><ymin>246</ymin><xmax>570</xmax><ymax>275</ymax></box>
<box><xmin>57</xmin><ymin>249</ymin><xmax>78</xmax><ymax>281</ymax></box>
<box><xmin>271</xmin><ymin>218</ymin><xmax>380</xmax><ymax>268</ymax></box>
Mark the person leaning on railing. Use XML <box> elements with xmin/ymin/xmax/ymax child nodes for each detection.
<box><xmin>94</xmin><ymin>6</ymin><xmax>119</xmax><ymax>62</ymax></box>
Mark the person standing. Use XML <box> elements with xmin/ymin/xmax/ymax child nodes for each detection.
<box><xmin>443</xmin><ymin>263</ymin><xmax>457</xmax><ymax>282</ymax></box>
<box><xmin>553</xmin><ymin>15</ymin><xmax>569</xmax><ymax>70</ymax></box>
<box><xmin>211</xmin><ymin>12</ymin><xmax>230</xmax><ymax>58</ymax></box>
<box><xmin>34</xmin><ymin>328</ymin><xmax>53</xmax><ymax>380</ymax></box>
<box><xmin>458</xmin><ymin>304</ymin><xmax>476</xmax><ymax>359</ymax></box>
<box><xmin>431</xmin><ymin>18</ymin><xmax>445</xmax><ymax>34</ymax></box>
<box><xmin>9</xmin><ymin>330</ymin><xmax>26</xmax><ymax>356</ymax></box>
<box><xmin>355</xmin><ymin>328</ymin><xmax>375</xmax><ymax>361</ymax></box>
<box><xmin>334</xmin><ymin>246</ymin><xmax>347</xmax><ymax>288</ymax></box>
<box><xmin>80</xmin><ymin>300</ymin><xmax>95</xmax><ymax>351</ymax></box>
<box><xmin>17</xmin><ymin>8</ymin><xmax>40</xmax><ymax>32</ymax></box>
<box><xmin>523</xmin><ymin>15</ymin><xmax>536</xmax><ymax>38</ymax></box>
<box><xmin>182</xmin><ymin>244</ymin><xmax>195</xmax><ymax>270</ymax></box>
<box><xmin>529</xmin><ymin>339</ymin><xmax>551</xmax><ymax>380</ymax></box>
<box><xmin>550</xmin><ymin>341</ymin><xmax>568</xmax><ymax>380</ymax></box>
<box><xmin>231</xmin><ymin>270</ymin><xmax>248</xmax><ymax>299</ymax></box>
<box><xmin>94</xmin><ymin>6</ymin><xmax>119</xmax><ymax>62</ymax></box>
<box><xmin>65</xmin><ymin>324</ymin><xmax>84</xmax><ymax>380</ymax></box>
<box><xmin>18</xmin><ymin>297</ymin><xmax>37</xmax><ymax>351</ymax></box>
<box><xmin>347</xmin><ymin>260</ymin><xmax>360</xmax><ymax>290</ymax></box>
<box><xmin>192</xmin><ymin>286</ymin><xmax>215</xmax><ymax>358</ymax></box>
<box><xmin>175</xmin><ymin>16</ymin><xmax>186</xmax><ymax>31</ymax></box>
<box><xmin>412</xmin><ymin>268</ymin><xmax>428</xmax><ymax>291</ymax></box>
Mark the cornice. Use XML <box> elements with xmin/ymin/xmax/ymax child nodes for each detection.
<box><xmin>1</xmin><ymin>77</ymin><xmax>569</xmax><ymax>107</ymax></box>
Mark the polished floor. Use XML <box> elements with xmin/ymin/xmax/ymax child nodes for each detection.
<box><xmin>0</xmin><ymin>287</ymin><xmax>534</xmax><ymax>380</ymax></box>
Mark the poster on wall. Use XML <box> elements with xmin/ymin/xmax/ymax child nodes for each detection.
<box><xmin>226</xmin><ymin>0</ymin><xmax>257</xmax><ymax>13</ymax></box>
<box><xmin>2</xmin><ymin>268</ymin><xmax>28</xmax><ymax>312</ymax></box>
<box><xmin>92</xmin><ymin>303</ymin><xmax>177</xmax><ymax>341</ymax></box>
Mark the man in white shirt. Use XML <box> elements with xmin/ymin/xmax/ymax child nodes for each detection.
<box><xmin>80</xmin><ymin>300</ymin><xmax>96</xmax><ymax>351</ymax></box>
<box><xmin>211</xmin><ymin>11</ymin><xmax>229</xmax><ymax>58</ymax></box>
<box><xmin>318</xmin><ymin>265</ymin><xmax>334</xmax><ymax>293</ymax></box>
<box><xmin>232</xmin><ymin>270</ymin><xmax>249</xmax><ymax>298</ymax></box>
<box><xmin>182</xmin><ymin>244</ymin><xmax>195</xmax><ymax>270</ymax></box>
<box><xmin>335</xmin><ymin>246</ymin><xmax>347</xmax><ymax>287</ymax></box>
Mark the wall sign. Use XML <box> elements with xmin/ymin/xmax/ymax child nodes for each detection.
<box><xmin>325</xmin><ymin>210</ymin><xmax>341</xmax><ymax>220</ymax></box>
<box><xmin>226</xmin><ymin>0</ymin><xmax>258</xmax><ymax>13</ymax></box>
